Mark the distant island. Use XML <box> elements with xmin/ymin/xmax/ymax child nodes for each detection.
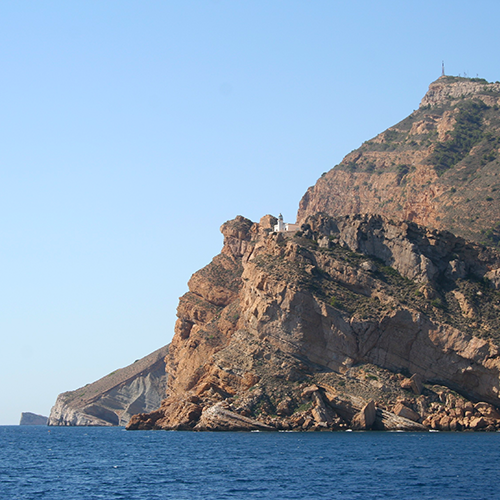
<box><xmin>20</xmin><ymin>412</ymin><xmax>48</xmax><ymax>425</ymax></box>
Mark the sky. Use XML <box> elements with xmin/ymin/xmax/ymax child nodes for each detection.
<box><xmin>1</xmin><ymin>1</ymin><xmax>500</xmax><ymax>425</ymax></box>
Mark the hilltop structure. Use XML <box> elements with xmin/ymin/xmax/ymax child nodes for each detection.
<box><xmin>273</xmin><ymin>213</ymin><xmax>299</xmax><ymax>232</ymax></box>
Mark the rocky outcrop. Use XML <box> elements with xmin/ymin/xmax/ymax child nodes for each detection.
<box><xmin>127</xmin><ymin>214</ymin><xmax>500</xmax><ymax>432</ymax></box>
<box><xmin>298</xmin><ymin>76</ymin><xmax>500</xmax><ymax>247</ymax></box>
<box><xmin>19</xmin><ymin>412</ymin><xmax>48</xmax><ymax>425</ymax></box>
<box><xmin>126</xmin><ymin>76</ymin><xmax>500</xmax><ymax>432</ymax></box>
<box><xmin>49</xmin><ymin>345</ymin><xmax>168</xmax><ymax>426</ymax></box>
<box><xmin>420</xmin><ymin>77</ymin><xmax>500</xmax><ymax>108</ymax></box>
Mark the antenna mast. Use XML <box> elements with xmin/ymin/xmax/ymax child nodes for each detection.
<box><xmin>442</xmin><ymin>61</ymin><xmax>445</xmax><ymax>77</ymax></box>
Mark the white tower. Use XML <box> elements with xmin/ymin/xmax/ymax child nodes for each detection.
<box><xmin>275</xmin><ymin>213</ymin><xmax>284</xmax><ymax>232</ymax></box>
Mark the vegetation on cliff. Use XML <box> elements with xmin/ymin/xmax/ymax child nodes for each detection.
<box><xmin>298</xmin><ymin>76</ymin><xmax>500</xmax><ymax>247</ymax></box>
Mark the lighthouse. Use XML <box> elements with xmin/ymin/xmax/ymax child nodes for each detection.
<box><xmin>274</xmin><ymin>213</ymin><xmax>285</xmax><ymax>232</ymax></box>
<box><xmin>273</xmin><ymin>214</ymin><xmax>299</xmax><ymax>232</ymax></box>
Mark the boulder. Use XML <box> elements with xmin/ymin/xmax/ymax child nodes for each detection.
<box><xmin>439</xmin><ymin>415</ymin><xmax>452</xmax><ymax>431</ymax></box>
<box><xmin>351</xmin><ymin>401</ymin><xmax>376</xmax><ymax>430</ymax></box>
<box><xmin>474</xmin><ymin>402</ymin><xmax>500</xmax><ymax>419</ymax></box>
<box><xmin>469</xmin><ymin>416</ymin><xmax>488</xmax><ymax>430</ymax></box>
<box><xmin>195</xmin><ymin>403</ymin><xmax>274</xmax><ymax>431</ymax></box>
<box><xmin>400</xmin><ymin>374</ymin><xmax>423</xmax><ymax>395</ymax></box>
<box><xmin>301</xmin><ymin>385</ymin><xmax>320</xmax><ymax>398</ymax></box>
<box><xmin>311</xmin><ymin>392</ymin><xmax>336</xmax><ymax>426</ymax></box>
<box><xmin>393</xmin><ymin>402</ymin><xmax>420</xmax><ymax>422</ymax></box>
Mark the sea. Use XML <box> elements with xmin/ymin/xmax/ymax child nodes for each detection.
<box><xmin>1</xmin><ymin>426</ymin><xmax>499</xmax><ymax>500</ymax></box>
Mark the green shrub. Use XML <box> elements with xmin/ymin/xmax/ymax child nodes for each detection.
<box><xmin>431</xmin><ymin>298</ymin><xmax>444</xmax><ymax>309</ymax></box>
<box><xmin>330</xmin><ymin>296</ymin><xmax>342</xmax><ymax>309</ymax></box>
<box><xmin>294</xmin><ymin>402</ymin><xmax>313</xmax><ymax>413</ymax></box>
<box><xmin>429</xmin><ymin>100</ymin><xmax>487</xmax><ymax>175</ymax></box>
<box><xmin>381</xmin><ymin>265</ymin><xmax>400</xmax><ymax>278</ymax></box>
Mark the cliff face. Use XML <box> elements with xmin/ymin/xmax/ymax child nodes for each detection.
<box><xmin>298</xmin><ymin>76</ymin><xmax>500</xmax><ymax>248</ymax></box>
<box><xmin>127</xmin><ymin>215</ymin><xmax>500</xmax><ymax>432</ymax></box>
<box><xmin>49</xmin><ymin>345</ymin><xmax>168</xmax><ymax>426</ymax></box>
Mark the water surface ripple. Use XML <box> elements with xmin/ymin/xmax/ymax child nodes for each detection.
<box><xmin>1</xmin><ymin>426</ymin><xmax>499</xmax><ymax>499</ymax></box>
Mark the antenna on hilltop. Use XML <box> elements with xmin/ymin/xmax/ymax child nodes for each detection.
<box><xmin>442</xmin><ymin>61</ymin><xmax>445</xmax><ymax>77</ymax></box>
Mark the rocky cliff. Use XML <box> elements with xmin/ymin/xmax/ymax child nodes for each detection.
<box><xmin>298</xmin><ymin>76</ymin><xmax>500</xmax><ymax>248</ymax></box>
<box><xmin>49</xmin><ymin>345</ymin><xmax>168</xmax><ymax>426</ymax></box>
<box><xmin>127</xmin><ymin>214</ymin><xmax>500</xmax><ymax>432</ymax></box>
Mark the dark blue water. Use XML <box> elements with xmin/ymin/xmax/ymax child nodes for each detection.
<box><xmin>1</xmin><ymin>426</ymin><xmax>499</xmax><ymax>499</ymax></box>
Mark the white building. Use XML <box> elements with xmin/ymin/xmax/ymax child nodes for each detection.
<box><xmin>274</xmin><ymin>213</ymin><xmax>300</xmax><ymax>232</ymax></box>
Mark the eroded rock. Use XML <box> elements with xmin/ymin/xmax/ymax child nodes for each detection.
<box><xmin>49</xmin><ymin>345</ymin><xmax>169</xmax><ymax>426</ymax></box>
<box><xmin>127</xmin><ymin>213</ymin><xmax>500</xmax><ymax>432</ymax></box>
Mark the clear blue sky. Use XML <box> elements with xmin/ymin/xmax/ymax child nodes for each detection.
<box><xmin>1</xmin><ymin>1</ymin><xmax>499</xmax><ymax>424</ymax></box>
